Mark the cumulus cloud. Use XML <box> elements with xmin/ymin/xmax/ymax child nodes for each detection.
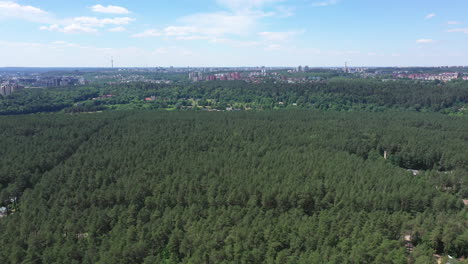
<box><xmin>425</xmin><ymin>13</ymin><xmax>436</xmax><ymax>20</ymax></box>
<box><xmin>216</xmin><ymin>0</ymin><xmax>282</xmax><ymax>11</ymax></box>
<box><xmin>163</xmin><ymin>26</ymin><xmax>197</xmax><ymax>36</ymax></box>
<box><xmin>258</xmin><ymin>30</ymin><xmax>303</xmax><ymax>42</ymax></box>
<box><xmin>416</xmin><ymin>39</ymin><xmax>435</xmax><ymax>43</ymax></box>
<box><xmin>133</xmin><ymin>11</ymin><xmax>261</xmax><ymax>39</ymax></box>
<box><xmin>91</xmin><ymin>4</ymin><xmax>130</xmax><ymax>14</ymax></box>
<box><xmin>265</xmin><ymin>44</ymin><xmax>282</xmax><ymax>51</ymax></box>
<box><xmin>179</xmin><ymin>12</ymin><xmax>259</xmax><ymax>36</ymax></box>
<box><xmin>40</xmin><ymin>17</ymin><xmax>135</xmax><ymax>34</ymax></box>
<box><xmin>132</xmin><ymin>29</ymin><xmax>162</xmax><ymax>38</ymax></box>
<box><xmin>312</xmin><ymin>0</ymin><xmax>338</xmax><ymax>7</ymax></box>
<box><xmin>40</xmin><ymin>24</ymin><xmax>98</xmax><ymax>34</ymax></box>
<box><xmin>108</xmin><ymin>26</ymin><xmax>126</xmax><ymax>32</ymax></box>
<box><xmin>0</xmin><ymin>1</ymin><xmax>134</xmax><ymax>34</ymax></box>
<box><xmin>175</xmin><ymin>35</ymin><xmax>212</xmax><ymax>41</ymax></box>
<box><xmin>0</xmin><ymin>40</ymin><xmax>201</xmax><ymax>67</ymax></box>
<box><xmin>130</xmin><ymin>0</ymin><xmax>297</xmax><ymax>50</ymax></box>
<box><xmin>0</xmin><ymin>1</ymin><xmax>51</xmax><ymax>23</ymax></box>
<box><xmin>275</xmin><ymin>6</ymin><xmax>295</xmax><ymax>17</ymax></box>
<box><xmin>447</xmin><ymin>21</ymin><xmax>461</xmax><ymax>25</ymax></box>
<box><xmin>447</xmin><ymin>28</ymin><xmax>468</xmax><ymax>34</ymax></box>
<box><xmin>73</xmin><ymin>17</ymin><xmax>134</xmax><ymax>27</ymax></box>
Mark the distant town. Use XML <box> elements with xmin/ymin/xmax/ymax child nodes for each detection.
<box><xmin>2</xmin><ymin>66</ymin><xmax>468</xmax><ymax>96</ymax></box>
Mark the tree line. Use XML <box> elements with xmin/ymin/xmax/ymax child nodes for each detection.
<box><xmin>1</xmin><ymin>78</ymin><xmax>467</xmax><ymax>114</ymax></box>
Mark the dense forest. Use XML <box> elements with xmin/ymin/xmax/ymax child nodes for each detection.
<box><xmin>99</xmin><ymin>79</ymin><xmax>468</xmax><ymax>112</ymax></box>
<box><xmin>0</xmin><ymin>87</ymin><xmax>99</xmax><ymax>115</ymax></box>
<box><xmin>0</xmin><ymin>111</ymin><xmax>466</xmax><ymax>263</ymax></box>
<box><xmin>1</xmin><ymin>79</ymin><xmax>467</xmax><ymax>114</ymax></box>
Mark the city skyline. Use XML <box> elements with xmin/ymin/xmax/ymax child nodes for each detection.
<box><xmin>1</xmin><ymin>0</ymin><xmax>468</xmax><ymax>67</ymax></box>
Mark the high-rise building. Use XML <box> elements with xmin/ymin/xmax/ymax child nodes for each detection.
<box><xmin>230</xmin><ymin>72</ymin><xmax>241</xmax><ymax>80</ymax></box>
<box><xmin>0</xmin><ymin>83</ymin><xmax>24</xmax><ymax>96</ymax></box>
<box><xmin>189</xmin><ymin>72</ymin><xmax>203</xmax><ymax>82</ymax></box>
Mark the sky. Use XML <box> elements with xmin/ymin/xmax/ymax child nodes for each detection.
<box><xmin>0</xmin><ymin>0</ymin><xmax>468</xmax><ymax>67</ymax></box>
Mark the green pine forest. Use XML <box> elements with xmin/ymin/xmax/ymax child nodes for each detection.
<box><xmin>0</xmin><ymin>79</ymin><xmax>467</xmax><ymax>264</ymax></box>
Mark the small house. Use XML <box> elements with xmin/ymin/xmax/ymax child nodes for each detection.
<box><xmin>407</xmin><ymin>169</ymin><xmax>420</xmax><ymax>176</ymax></box>
<box><xmin>0</xmin><ymin>206</ymin><xmax>7</xmax><ymax>218</ymax></box>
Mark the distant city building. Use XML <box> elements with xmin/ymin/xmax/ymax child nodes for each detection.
<box><xmin>189</xmin><ymin>72</ymin><xmax>203</xmax><ymax>82</ymax></box>
<box><xmin>400</xmin><ymin>72</ymin><xmax>460</xmax><ymax>82</ymax></box>
<box><xmin>0</xmin><ymin>83</ymin><xmax>24</xmax><ymax>96</ymax></box>
<box><xmin>261</xmin><ymin>66</ymin><xmax>267</xmax><ymax>76</ymax></box>
<box><xmin>230</xmin><ymin>72</ymin><xmax>241</xmax><ymax>80</ymax></box>
<box><xmin>205</xmin><ymin>72</ymin><xmax>242</xmax><ymax>81</ymax></box>
<box><xmin>30</xmin><ymin>77</ymin><xmax>85</xmax><ymax>87</ymax></box>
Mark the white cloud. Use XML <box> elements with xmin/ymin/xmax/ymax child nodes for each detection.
<box><xmin>0</xmin><ymin>40</ymin><xmax>45</xmax><ymax>48</ymax></box>
<box><xmin>0</xmin><ymin>40</ymin><xmax>89</xmax><ymax>50</ymax></box>
<box><xmin>425</xmin><ymin>13</ymin><xmax>436</xmax><ymax>20</ymax></box>
<box><xmin>153</xmin><ymin>47</ymin><xmax>171</xmax><ymax>54</ymax></box>
<box><xmin>51</xmin><ymin>41</ymin><xmax>82</xmax><ymax>48</ymax></box>
<box><xmin>312</xmin><ymin>0</ymin><xmax>338</xmax><ymax>7</ymax></box>
<box><xmin>216</xmin><ymin>0</ymin><xmax>282</xmax><ymax>11</ymax></box>
<box><xmin>447</xmin><ymin>28</ymin><xmax>468</xmax><ymax>34</ymax></box>
<box><xmin>133</xmin><ymin>10</ymin><xmax>263</xmax><ymax>39</ymax></box>
<box><xmin>40</xmin><ymin>17</ymin><xmax>135</xmax><ymax>34</ymax></box>
<box><xmin>447</xmin><ymin>21</ymin><xmax>461</xmax><ymax>25</ymax></box>
<box><xmin>131</xmin><ymin>0</ymin><xmax>294</xmax><ymax>45</ymax></box>
<box><xmin>328</xmin><ymin>50</ymin><xmax>360</xmax><ymax>56</ymax></box>
<box><xmin>91</xmin><ymin>4</ymin><xmax>130</xmax><ymax>14</ymax></box>
<box><xmin>132</xmin><ymin>29</ymin><xmax>162</xmax><ymax>38</ymax></box>
<box><xmin>109</xmin><ymin>26</ymin><xmax>126</xmax><ymax>32</ymax></box>
<box><xmin>416</xmin><ymin>39</ymin><xmax>435</xmax><ymax>43</ymax></box>
<box><xmin>258</xmin><ymin>30</ymin><xmax>303</xmax><ymax>42</ymax></box>
<box><xmin>215</xmin><ymin>0</ymin><xmax>292</xmax><ymax>23</ymax></box>
<box><xmin>275</xmin><ymin>6</ymin><xmax>295</xmax><ymax>17</ymax></box>
<box><xmin>72</xmin><ymin>17</ymin><xmax>134</xmax><ymax>27</ymax></box>
<box><xmin>164</xmin><ymin>26</ymin><xmax>197</xmax><ymax>36</ymax></box>
<box><xmin>179</xmin><ymin>12</ymin><xmax>260</xmax><ymax>36</ymax></box>
<box><xmin>134</xmin><ymin>27</ymin><xmax>204</xmax><ymax>38</ymax></box>
<box><xmin>0</xmin><ymin>40</ymin><xmax>154</xmax><ymax>67</ymax></box>
<box><xmin>0</xmin><ymin>1</ymin><xmax>134</xmax><ymax>34</ymax></box>
<box><xmin>40</xmin><ymin>24</ymin><xmax>98</xmax><ymax>34</ymax></box>
<box><xmin>51</xmin><ymin>41</ymin><xmax>67</xmax><ymax>45</ymax></box>
<box><xmin>265</xmin><ymin>44</ymin><xmax>281</xmax><ymax>51</ymax></box>
<box><xmin>226</xmin><ymin>39</ymin><xmax>261</xmax><ymax>48</ymax></box>
<box><xmin>176</xmin><ymin>35</ymin><xmax>212</xmax><ymax>40</ymax></box>
<box><xmin>0</xmin><ymin>1</ymin><xmax>51</xmax><ymax>22</ymax></box>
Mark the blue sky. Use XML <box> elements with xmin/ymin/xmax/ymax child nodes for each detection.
<box><xmin>0</xmin><ymin>0</ymin><xmax>468</xmax><ymax>67</ymax></box>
